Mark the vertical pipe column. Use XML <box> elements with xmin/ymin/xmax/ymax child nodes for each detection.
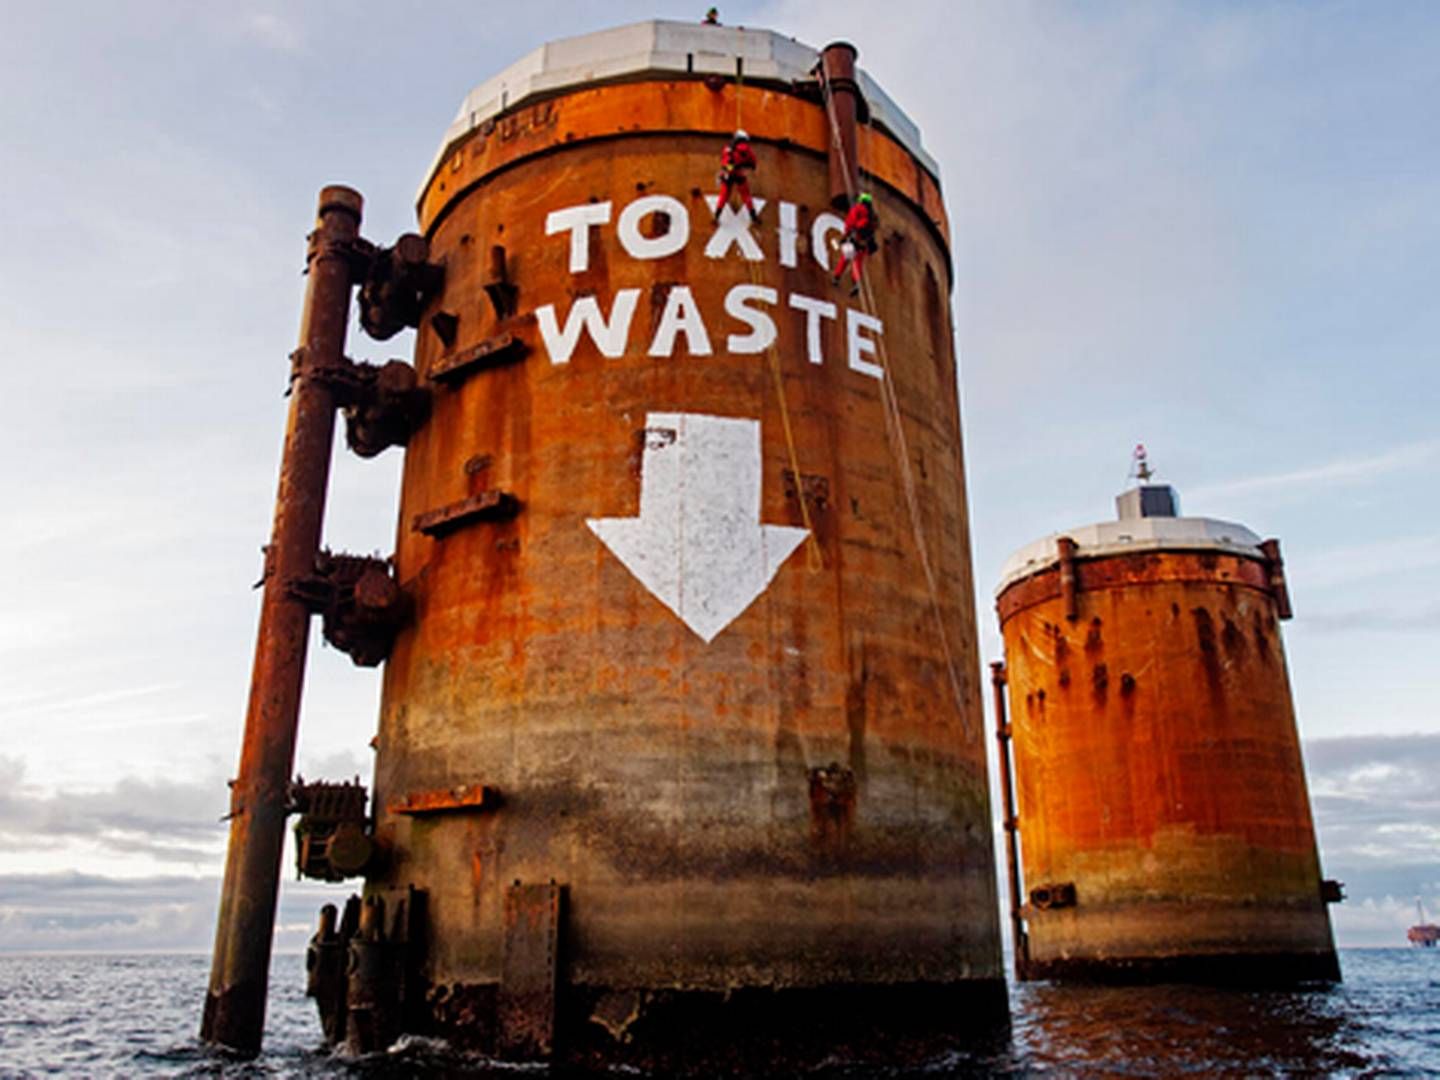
<box><xmin>991</xmin><ymin>660</ymin><xmax>1029</xmax><ymax>980</ymax></box>
<box><xmin>201</xmin><ymin>185</ymin><xmax>363</xmax><ymax>1055</ymax></box>
<box><xmin>819</xmin><ymin>41</ymin><xmax>860</xmax><ymax>210</ymax></box>
<box><xmin>1056</xmin><ymin>536</ymin><xmax>1079</xmax><ymax>622</ymax></box>
<box><xmin>1260</xmin><ymin>538</ymin><xmax>1293</xmax><ymax>620</ymax></box>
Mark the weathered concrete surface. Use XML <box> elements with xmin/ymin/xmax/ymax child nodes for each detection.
<box><xmin>998</xmin><ymin>550</ymin><xmax>1339</xmax><ymax>982</ymax></box>
<box><xmin>365</xmin><ymin>72</ymin><xmax>1002</xmax><ymax>1054</ymax></box>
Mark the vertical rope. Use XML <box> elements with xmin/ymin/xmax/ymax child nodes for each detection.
<box><xmin>734</xmin><ymin>49</ymin><xmax>817</xmax><ymax>571</ymax></box>
<box><xmin>748</xmin><ymin>254</ymin><xmax>823</xmax><ymax>572</ymax></box>
<box><xmin>817</xmin><ymin>67</ymin><xmax>973</xmax><ymax>739</ymax></box>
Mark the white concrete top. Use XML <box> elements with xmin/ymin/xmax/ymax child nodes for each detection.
<box><xmin>419</xmin><ymin>19</ymin><xmax>938</xmax><ymax>203</ymax></box>
<box><xmin>995</xmin><ymin>516</ymin><xmax>1266</xmax><ymax>595</ymax></box>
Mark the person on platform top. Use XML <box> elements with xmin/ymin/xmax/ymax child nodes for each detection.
<box><xmin>715</xmin><ymin>129</ymin><xmax>760</xmax><ymax>224</ymax></box>
<box><xmin>703</xmin><ymin>7</ymin><xmax>720</xmax><ymax>25</ymax></box>
<box><xmin>831</xmin><ymin>192</ymin><xmax>877</xmax><ymax>296</ymax></box>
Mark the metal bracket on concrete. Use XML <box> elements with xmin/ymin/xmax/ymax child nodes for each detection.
<box><xmin>412</xmin><ymin>490</ymin><xmax>521</xmax><ymax>538</ymax></box>
<box><xmin>428</xmin><ymin>331</ymin><xmax>529</xmax><ymax>386</ymax></box>
<box><xmin>358</xmin><ymin>233</ymin><xmax>446</xmax><ymax>341</ymax></box>
<box><xmin>781</xmin><ymin>469</ymin><xmax>830</xmax><ymax>511</ymax></box>
<box><xmin>288</xmin><ymin>351</ymin><xmax>430</xmax><ymax>457</ymax></box>
<box><xmin>388</xmin><ymin>784</ymin><xmax>497</xmax><ymax>816</ymax></box>
<box><xmin>1029</xmin><ymin>882</ymin><xmax>1077</xmax><ymax>910</ymax></box>
<box><xmin>290</xmin><ymin>779</ymin><xmax>373</xmax><ymax>882</ymax></box>
<box><xmin>286</xmin><ymin>551</ymin><xmax>410</xmax><ymax>667</ymax></box>
<box><xmin>497</xmin><ymin>881</ymin><xmax>565</xmax><ymax>1061</ymax></box>
<box><xmin>484</xmin><ymin>244</ymin><xmax>519</xmax><ymax>320</ymax></box>
<box><xmin>430</xmin><ymin>310</ymin><xmax>460</xmax><ymax>348</ymax></box>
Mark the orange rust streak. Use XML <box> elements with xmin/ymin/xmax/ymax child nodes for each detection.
<box><xmin>1004</xmin><ymin>572</ymin><xmax>1317</xmax><ymax>860</ymax></box>
<box><xmin>418</xmin><ymin>81</ymin><xmax>950</xmax><ymax>251</ymax></box>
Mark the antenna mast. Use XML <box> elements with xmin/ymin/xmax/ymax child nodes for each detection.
<box><xmin>1129</xmin><ymin>443</ymin><xmax>1154</xmax><ymax>484</ymax></box>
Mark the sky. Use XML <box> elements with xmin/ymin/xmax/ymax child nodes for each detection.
<box><xmin>1</xmin><ymin>1</ymin><xmax>1436</xmax><ymax>955</ymax></box>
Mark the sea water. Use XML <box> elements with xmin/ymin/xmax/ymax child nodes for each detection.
<box><xmin>0</xmin><ymin>950</ymin><xmax>1436</xmax><ymax>1077</ymax></box>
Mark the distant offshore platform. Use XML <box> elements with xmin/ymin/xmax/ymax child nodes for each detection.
<box><xmin>1410</xmin><ymin>900</ymin><xmax>1439</xmax><ymax>947</ymax></box>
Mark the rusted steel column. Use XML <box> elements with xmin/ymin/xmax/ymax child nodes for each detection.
<box><xmin>1260</xmin><ymin>538</ymin><xmax>1293</xmax><ymax>620</ymax></box>
<box><xmin>991</xmin><ymin>661</ymin><xmax>1029</xmax><ymax>980</ymax></box>
<box><xmin>1056</xmin><ymin>536</ymin><xmax>1079</xmax><ymax>621</ymax></box>
<box><xmin>819</xmin><ymin>41</ymin><xmax>860</xmax><ymax>209</ymax></box>
<box><xmin>201</xmin><ymin>185</ymin><xmax>363</xmax><ymax>1055</ymax></box>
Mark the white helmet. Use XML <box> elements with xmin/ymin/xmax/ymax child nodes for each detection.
<box><xmin>734</xmin><ymin>129</ymin><xmax>749</xmax><ymax>140</ymax></box>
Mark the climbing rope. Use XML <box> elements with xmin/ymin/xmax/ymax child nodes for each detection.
<box><xmin>817</xmin><ymin>64</ymin><xmax>974</xmax><ymax>740</ymax></box>
<box><xmin>747</xmin><ymin>253</ymin><xmax>823</xmax><ymax>573</ymax></box>
<box><xmin>729</xmin><ymin>66</ymin><xmax>820</xmax><ymax>572</ymax></box>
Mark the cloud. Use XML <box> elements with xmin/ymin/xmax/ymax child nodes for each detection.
<box><xmin>3</xmin><ymin>683</ymin><xmax>183</xmax><ymax>723</ymax></box>
<box><xmin>1185</xmin><ymin>440</ymin><xmax>1440</xmax><ymax>505</ymax></box>
<box><xmin>0</xmin><ymin>756</ymin><xmax>227</xmax><ymax>865</ymax></box>
<box><xmin>1301</xmin><ymin>604</ymin><xmax>1440</xmax><ymax>634</ymax></box>
<box><xmin>1287</xmin><ymin>534</ymin><xmax>1440</xmax><ymax>590</ymax></box>
<box><xmin>1306</xmin><ymin>733</ymin><xmax>1440</xmax><ymax>818</ymax></box>
<box><xmin>0</xmin><ymin>746</ymin><xmax>372</xmax><ymax>951</ymax></box>
<box><xmin>1305</xmin><ymin>733</ymin><xmax>1440</xmax><ymax>945</ymax></box>
<box><xmin>242</xmin><ymin>12</ymin><xmax>304</xmax><ymax>54</ymax></box>
<box><xmin>0</xmin><ymin>745</ymin><xmax>374</xmax><ymax>874</ymax></box>
<box><xmin>0</xmin><ymin>872</ymin><xmax>348</xmax><ymax>953</ymax></box>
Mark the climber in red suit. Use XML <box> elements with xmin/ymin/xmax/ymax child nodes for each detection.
<box><xmin>832</xmin><ymin>192</ymin><xmax>877</xmax><ymax>296</ymax></box>
<box><xmin>715</xmin><ymin>130</ymin><xmax>759</xmax><ymax>224</ymax></box>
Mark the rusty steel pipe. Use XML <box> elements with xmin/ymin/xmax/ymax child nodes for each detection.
<box><xmin>1260</xmin><ymin>538</ymin><xmax>1293</xmax><ymax>620</ymax></box>
<box><xmin>201</xmin><ymin>185</ymin><xmax>363</xmax><ymax>1055</ymax></box>
<box><xmin>1056</xmin><ymin>535</ymin><xmax>1079</xmax><ymax>621</ymax></box>
<box><xmin>991</xmin><ymin>660</ymin><xmax>1029</xmax><ymax>980</ymax></box>
<box><xmin>819</xmin><ymin>41</ymin><xmax>861</xmax><ymax>209</ymax></box>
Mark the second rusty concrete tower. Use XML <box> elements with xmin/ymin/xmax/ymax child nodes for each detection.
<box><xmin>994</xmin><ymin>472</ymin><xmax>1341</xmax><ymax>983</ymax></box>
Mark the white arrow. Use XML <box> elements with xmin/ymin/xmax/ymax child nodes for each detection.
<box><xmin>588</xmin><ymin>412</ymin><xmax>809</xmax><ymax>643</ymax></box>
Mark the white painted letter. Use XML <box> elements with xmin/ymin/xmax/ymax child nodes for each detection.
<box><xmin>788</xmin><ymin>293</ymin><xmax>837</xmax><ymax>366</ymax></box>
<box><xmin>724</xmin><ymin>284</ymin><xmax>778</xmax><ymax>354</ymax></box>
<box><xmin>617</xmin><ymin>194</ymin><xmax>690</xmax><ymax>260</ymax></box>
<box><xmin>811</xmin><ymin>210</ymin><xmax>845</xmax><ymax>272</ymax></box>
<box><xmin>536</xmin><ymin>289</ymin><xmax>641</xmax><ymax>364</ymax></box>
<box><xmin>704</xmin><ymin>196</ymin><xmax>766</xmax><ymax>261</ymax></box>
<box><xmin>546</xmin><ymin>201</ymin><xmax>612</xmax><ymax>273</ymax></box>
<box><xmin>648</xmin><ymin>285</ymin><xmax>713</xmax><ymax>357</ymax></box>
<box><xmin>778</xmin><ymin>201</ymin><xmax>799</xmax><ymax>268</ymax></box>
<box><xmin>846</xmin><ymin>308</ymin><xmax>885</xmax><ymax>380</ymax></box>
